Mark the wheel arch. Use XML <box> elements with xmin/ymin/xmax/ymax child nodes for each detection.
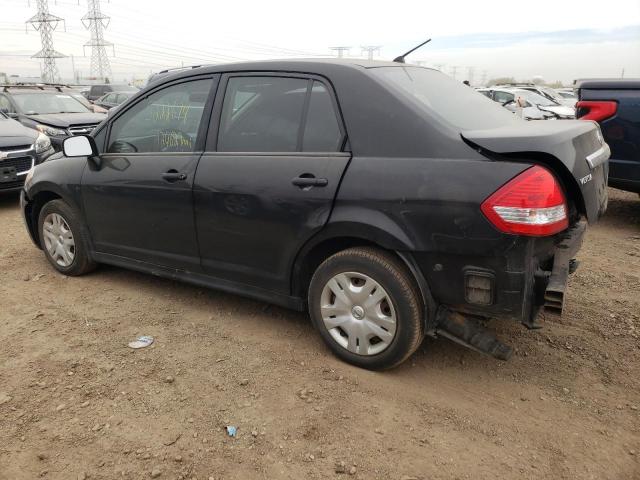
<box><xmin>291</xmin><ymin>224</ymin><xmax>437</xmax><ymax>330</ymax></box>
<box><xmin>24</xmin><ymin>184</ymin><xmax>77</xmax><ymax>249</ymax></box>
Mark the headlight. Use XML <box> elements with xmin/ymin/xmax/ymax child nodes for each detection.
<box><xmin>35</xmin><ymin>133</ymin><xmax>51</xmax><ymax>154</ymax></box>
<box><xmin>36</xmin><ymin>124</ymin><xmax>66</xmax><ymax>136</ymax></box>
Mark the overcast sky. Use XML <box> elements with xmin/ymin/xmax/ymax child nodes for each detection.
<box><xmin>1</xmin><ymin>0</ymin><xmax>639</xmax><ymax>84</ymax></box>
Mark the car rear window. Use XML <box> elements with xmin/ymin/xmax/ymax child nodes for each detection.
<box><xmin>369</xmin><ymin>66</ymin><xmax>520</xmax><ymax>130</ymax></box>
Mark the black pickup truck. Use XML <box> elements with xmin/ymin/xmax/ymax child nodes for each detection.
<box><xmin>576</xmin><ymin>78</ymin><xmax>640</xmax><ymax>194</ymax></box>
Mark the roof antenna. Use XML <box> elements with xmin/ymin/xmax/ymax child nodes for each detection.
<box><xmin>393</xmin><ymin>38</ymin><xmax>432</xmax><ymax>63</ymax></box>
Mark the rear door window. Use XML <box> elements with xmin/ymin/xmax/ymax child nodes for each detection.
<box><xmin>302</xmin><ymin>81</ymin><xmax>342</xmax><ymax>152</ymax></box>
<box><xmin>217</xmin><ymin>76</ymin><xmax>308</xmax><ymax>152</ymax></box>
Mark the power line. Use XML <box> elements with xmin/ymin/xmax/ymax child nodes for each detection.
<box><xmin>25</xmin><ymin>0</ymin><xmax>65</xmax><ymax>82</ymax></box>
<box><xmin>81</xmin><ymin>0</ymin><xmax>113</xmax><ymax>81</ymax></box>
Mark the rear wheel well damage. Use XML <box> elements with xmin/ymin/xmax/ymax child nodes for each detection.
<box><xmin>292</xmin><ymin>236</ymin><xmax>436</xmax><ymax>329</ymax></box>
<box><xmin>26</xmin><ymin>191</ymin><xmax>62</xmax><ymax>248</ymax></box>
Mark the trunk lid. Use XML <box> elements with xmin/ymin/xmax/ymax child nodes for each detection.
<box><xmin>462</xmin><ymin>120</ymin><xmax>609</xmax><ymax>223</ymax></box>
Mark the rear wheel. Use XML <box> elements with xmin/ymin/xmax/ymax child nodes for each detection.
<box><xmin>308</xmin><ymin>247</ymin><xmax>424</xmax><ymax>370</ymax></box>
<box><xmin>38</xmin><ymin>199</ymin><xmax>96</xmax><ymax>276</ymax></box>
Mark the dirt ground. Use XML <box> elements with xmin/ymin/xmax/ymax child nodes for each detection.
<box><xmin>0</xmin><ymin>188</ymin><xmax>638</xmax><ymax>480</ymax></box>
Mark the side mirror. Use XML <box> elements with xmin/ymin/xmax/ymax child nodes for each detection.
<box><xmin>63</xmin><ymin>135</ymin><xmax>98</xmax><ymax>158</ymax></box>
<box><xmin>1</xmin><ymin>108</ymin><xmax>18</xmax><ymax>118</ymax></box>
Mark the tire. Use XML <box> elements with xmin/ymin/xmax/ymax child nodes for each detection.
<box><xmin>38</xmin><ymin>199</ymin><xmax>96</xmax><ymax>276</ymax></box>
<box><xmin>308</xmin><ymin>247</ymin><xmax>424</xmax><ymax>370</ymax></box>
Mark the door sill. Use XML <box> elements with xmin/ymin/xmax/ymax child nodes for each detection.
<box><xmin>91</xmin><ymin>251</ymin><xmax>306</xmax><ymax>311</ymax></box>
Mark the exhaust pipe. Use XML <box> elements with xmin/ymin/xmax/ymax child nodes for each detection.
<box><xmin>436</xmin><ymin>308</ymin><xmax>513</xmax><ymax>361</ymax></box>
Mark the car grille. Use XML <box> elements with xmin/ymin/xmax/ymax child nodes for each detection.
<box><xmin>68</xmin><ymin>124</ymin><xmax>98</xmax><ymax>136</ymax></box>
<box><xmin>0</xmin><ymin>156</ymin><xmax>34</xmax><ymax>174</ymax></box>
<box><xmin>0</xmin><ymin>178</ymin><xmax>26</xmax><ymax>190</ymax></box>
<box><xmin>0</xmin><ymin>144</ymin><xmax>31</xmax><ymax>152</ymax></box>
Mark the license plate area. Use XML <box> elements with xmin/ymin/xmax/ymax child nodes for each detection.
<box><xmin>1</xmin><ymin>166</ymin><xmax>18</xmax><ymax>183</ymax></box>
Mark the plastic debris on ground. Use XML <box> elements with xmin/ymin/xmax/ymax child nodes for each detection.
<box><xmin>128</xmin><ymin>335</ymin><xmax>154</xmax><ymax>349</ymax></box>
<box><xmin>226</xmin><ymin>426</ymin><xmax>237</xmax><ymax>437</ymax></box>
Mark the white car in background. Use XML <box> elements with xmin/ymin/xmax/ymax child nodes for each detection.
<box><xmin>477</xmin><ymin>87</ymin><xmax>576</xmax><ymax>120</ymax></box>
<box><xmin>555</xmin><ymin>88</ymin><xmax>578</xmax><ymax>105</ymax></box>
<box><xmin>493</xmin><ymin>83</ymin><xmax>576</xmax><ymax>107</ymax></box>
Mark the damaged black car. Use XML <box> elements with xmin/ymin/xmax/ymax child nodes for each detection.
<box><xmin>20</xmin><ymin>60</ymin><xmax>609</xmax><ymax>369</ymax></box>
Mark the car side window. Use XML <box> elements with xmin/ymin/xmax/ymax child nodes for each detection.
<box><xmin>218</xmin><ymin>76</ymin><xmax>308</xmax><ymax>152</ymax></box>
<box><xmin>107</xmin><ymin>78</ymin><xmax>213</xmax><ymax>154</ymax></box>
<box><xmin>302</xmin><ymin>81</ymin><xmax>342</xmax><ymax>152</ymax></box>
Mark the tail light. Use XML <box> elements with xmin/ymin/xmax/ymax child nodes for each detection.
<box><xmin>481</xmin><ymin>166</ymin><xmax>568</xmax><ymax>236</ymax></box>
<box><xmin>576</xmin><ymin>100</ymin><xmax>617</xmax><ymax>122</ymax></box>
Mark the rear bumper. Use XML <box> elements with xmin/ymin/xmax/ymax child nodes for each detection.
<box><xmin>543</xmin><ymin>219</ymin><xmax>586</xmax><ymax>314</ymax></box>
<box><xmin>413</xmin><ymin>219</ymin><xmax>587</xmax><ymax>327</ymax></box>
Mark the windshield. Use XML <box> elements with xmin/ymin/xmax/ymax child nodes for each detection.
<box><xmin>69</xmin><ymin>92</ymin><xmax>92</xmax><ymax>108</ymax></box>
<box><xmin>370</xmin><ymin>66</ymin><xmax>520</xmax><ymax>130</ymax></box>
<box><xmin>539</xmin><ymin>86</ymin><xmax>564</xmax><ymax>103</ymax></box>
<box><xmin>12</xmin><ymin>92</ymin><xmax>90</xmax><ymax>114</ymax></box>
<box><xmin>557</xmin><ymin>91</ymin><xmax>576</xmax><ymax>99</ymax></box>
<box><xmin>513</xmin><ymin>89</ymin><xmax>558</xmax><ymax>107</ymax></box>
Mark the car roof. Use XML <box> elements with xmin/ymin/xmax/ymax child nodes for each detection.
<box><xmin>150</xmin><ymin>58</ymin><xmax>434</xmax><ymax>84</ymax></box>
<box><xmin>574</xmin><ymin>78</ymin><xmax>640</xmax><ymax>89</ymax></box>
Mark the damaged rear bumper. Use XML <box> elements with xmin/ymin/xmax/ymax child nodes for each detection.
<box><xmin>542</xmin><ymin>218</ymin><xmax>587</xmax><ymax>315</ymax></box>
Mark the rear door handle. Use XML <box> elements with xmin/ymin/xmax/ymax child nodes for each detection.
<box><xmin>292</xmin><ymin>174</ymin><xmax>328</xmax><ymax>188</ymax></box>
<box><xmin>161</xmin><ymin>169</ymin><xmax>187</xmax><ymax>183</ymax></box>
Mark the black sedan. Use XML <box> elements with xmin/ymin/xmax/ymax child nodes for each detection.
<box><xmin>20</xmin><ymin>59</ymin><xmax>609</xmax><ymax>369</ymax></box>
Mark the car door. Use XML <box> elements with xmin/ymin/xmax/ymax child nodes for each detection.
<box><xmin>82</xmin><ymin>75</ymin><xmax>217</xmax><ymax>270</ymax></box>
<box><xmin>193</xmin><ymin>74</ymin><xmax>351</xmax><ymax>293</ymax></box>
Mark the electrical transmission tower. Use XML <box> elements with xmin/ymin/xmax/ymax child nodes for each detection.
<box><xmin>26</xmin><ymin>0</ymin><xmax>65</xmax><ymax>83</ymax></box>
<box><xmin>82</xmin><ymin>0</ymin><xmax>114</xmax><ymax>81</ymax></box>
<box><xmin>330</xmin><ymin>46</ymin><xmax>351</xmax><ymax>58</ymax></box>
<box><xmin>360</xmin><ymin>46</ymin><xmax>381</xmax><ymax>60</ymax></box>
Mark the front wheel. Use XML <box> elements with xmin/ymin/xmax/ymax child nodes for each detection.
<box><xmin>308</xmin><ymin>247</ymin><xmax>424</xmax><ymax>370</ymax></box>
<box><xmin>38</xmin><ymin>199</ymin><xmax>96</xmax><ymax>276</ymax></box>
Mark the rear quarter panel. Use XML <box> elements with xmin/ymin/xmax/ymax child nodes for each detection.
<box><xmin>332</xmin><ymin>155</ymin><xmax>535</xmax><ymax>317</ymax></box>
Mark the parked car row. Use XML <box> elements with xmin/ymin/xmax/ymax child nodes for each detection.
<box><xmin>478</xmin><ymin>86</ymin><xmax>576</xmax><ymax>120</ymax></box>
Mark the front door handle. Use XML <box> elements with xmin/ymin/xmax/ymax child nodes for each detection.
<box><xmin>161</xmin><ymin>169</ymin><xmax>187</xmax><ymax>183</ymax></box>
<box><xmin>292</xmin><ymin>174</ymin><xmax>328</xmax><ymax>188</ymax></box>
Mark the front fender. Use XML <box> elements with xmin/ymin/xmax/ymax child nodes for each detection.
<box><xmin>23</xmin><ymin>156</ymin><xmax>87</xmax><ymax>246</ymax></box>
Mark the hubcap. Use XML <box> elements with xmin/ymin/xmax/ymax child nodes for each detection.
<box><xmin>320</xmin><ymin>272</ymin><xmax>397</xmax><ymax>356</ymax></box>
<box><xmin>42</xmin><ymin>213</ymin><xmax>75</xmax><ymax>268</ymax></box>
